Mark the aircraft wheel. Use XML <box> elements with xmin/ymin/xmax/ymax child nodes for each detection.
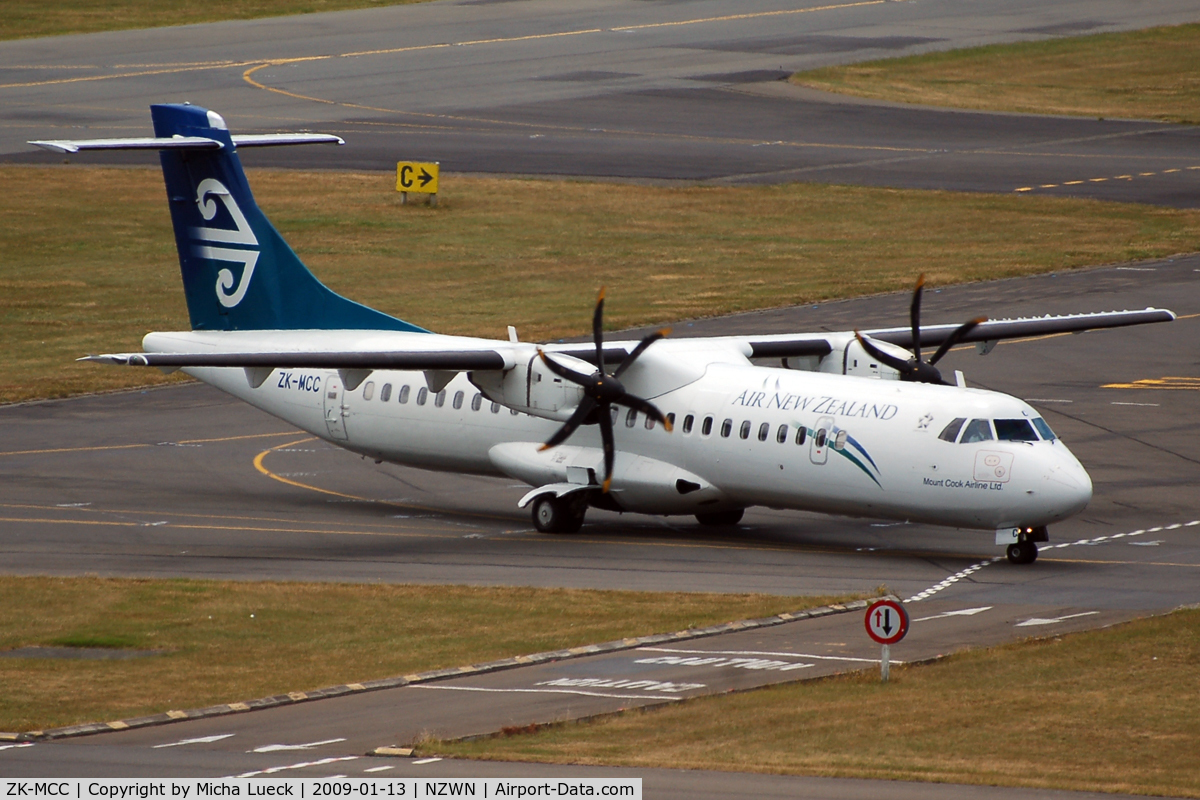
<box><xmin>695</xmin><ymin>509</ymin><xmax>744</xmax><ymax>527</ymax></box>
<box><xmin>532</xmin><ymin>494</ymin><xmax>585</xmax><ymax>534</ymax></box>
<box><xmin>1006</xmin><ymin>540</ymin><xmax>1038</xmax><ymax>565</ymax></box>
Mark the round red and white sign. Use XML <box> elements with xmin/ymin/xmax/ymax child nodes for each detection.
<box><xmin>865</xmin><ymin>599</ymin><xmax>909</xmax><ymax>645</ymax></box>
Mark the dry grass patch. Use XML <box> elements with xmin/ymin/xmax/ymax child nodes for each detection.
<box><xmin>0</xmin><ymin>575</ymin><xmax>852</xmax><ymax>732</ymax></box>
<box><xmin>4</xmin><ymin>165</ymin><xmax>1200</xmax><ymax>403</ymax></box>
<box><xmin>793</xmin><ymin>23</ymin><xmax>1200</xmax><ymax>123</ymax></box>
<box><xmin>432</xmin><ymin>609</ymin><xmax>1200</xmax><ymax>797</ymax></box>
<box><xmin>0</xmin><ymin>0</ymin><xmax>431</xmax><ymax>41</ymax></box>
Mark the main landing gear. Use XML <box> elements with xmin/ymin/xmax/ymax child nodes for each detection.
<box><xmin>531</xmin><ymin>493</ymin><xmax>587</xmax><ymax>534</ymax></box>
<box><xmin>1006</xmin><ymin>525</ymin><xmax>1049</xmax><ymax>565</ymax></box>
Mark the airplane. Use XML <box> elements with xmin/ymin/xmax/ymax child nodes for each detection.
<box><xmin>30</xmin><ymin>104</ymin><xmax>1177</xmax><ymax>565</ymax></box>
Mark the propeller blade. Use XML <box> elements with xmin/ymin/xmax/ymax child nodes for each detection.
<box><xmin>538</xmin><ymin>349</ymin><xmax>593</xmax><ymax>386</ymax></box>
<box><xmin>909</xmin><ymin>273</ymin><xmax>926</xmax><ymax>362</ymax></box>
<box><xmin>538</xmin><ymin>396</ymin><xmax>598</xmax><ymax>452</ymax></box>
<box><xmin>612</xmin><ymin>328</ymin><xmax>670</xmax><ymax>379</ymax></box>
<box><xmin>854</xmin><ymin>331</ymin><xmax>912</xmax><ymax>376</ymax></box>
<box><xmin>598</xmin><ymin>404</ymin><xmax>615</xmax><ymax>493</ymax></box>
<box><xmin>614</xmin><ymin>394</ymin><xmax>673</xmax><ymax>431</ymax></box>
<box><xmin>593</xmin><ymin>287</ymin><xmax>606</xmax><ymax>375</ymax></box>
<box><xmin>929</xmin><ymin>316</ymin><xmax>988</xmax><ymax>365</ymax></box>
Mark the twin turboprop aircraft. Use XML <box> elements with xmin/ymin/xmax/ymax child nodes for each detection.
<box><xmin>33</xmin><ymin>104</ymin><xmax>1176</xmax><ymax>565</ymax></box>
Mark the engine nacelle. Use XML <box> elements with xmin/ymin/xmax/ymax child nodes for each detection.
<box><xmin>469</xmin><ymin>350</ymin><xmax>589</xmax><ymax>422</ymax></box>
<box><xmin>489</xmin><ymin>441</ymin><xmax>727</xmax><ymax>515</ymax></box>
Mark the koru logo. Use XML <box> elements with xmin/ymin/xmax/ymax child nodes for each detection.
<box><xmin>189</xmin><ymin>178</ymin><xmax>259</xmax><ymax>308</ymax></box>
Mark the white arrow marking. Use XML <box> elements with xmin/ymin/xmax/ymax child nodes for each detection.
<box><xmin>153</xmin><ymin>734</ymin><xmax>234</xmax><ymax>749</ymax></box>
<box><xmin>252</xmin><ymin>738</ymin><xmax>346</xmax><ymax>753</ymax></box>
<box><xmin>913</xmin><ymin>606</ymin><xmax>993</xmax><ymax>622</ymax></box>
<box><xmin>1016</xmin><ymin>611</ymin><xmax>1099</xmax><ymax>627</ymax></box>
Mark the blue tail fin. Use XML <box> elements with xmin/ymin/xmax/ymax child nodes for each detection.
<box><xmin>151</xmin><ymin>104</ymin><xmax>426</xmax><ymax>333</ymax></box>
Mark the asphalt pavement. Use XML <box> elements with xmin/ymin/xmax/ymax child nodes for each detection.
<box><xmin>2</xmin><ymin>0</ymin><xmax>1198</xmax><ymax>203</ymax></box>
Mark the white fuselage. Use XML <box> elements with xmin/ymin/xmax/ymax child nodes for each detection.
<box><xmin>148</xmin><ymin>330</ymin><xmax>1092</xmax><ymax>532</ymax></box>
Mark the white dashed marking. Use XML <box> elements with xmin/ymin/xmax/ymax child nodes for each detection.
<box><xmin>412</xmin><ymin>758</ymin><xmax>443</xmax><ymax>765</ymax></box>
<box><xmin>904</xmin><ymin>519</ymin><xmax>1198</xmax><ymax>603</ymax></box>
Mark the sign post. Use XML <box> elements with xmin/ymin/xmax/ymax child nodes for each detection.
<box><xmin>864</xmin><ymin>598</ymin><xmax>909</xmax><ymax>682</ymax></box>
<box><xmin>396</xmin><ymin>161</ymin><xmax>440</xmax><ymax>206</ymax></box>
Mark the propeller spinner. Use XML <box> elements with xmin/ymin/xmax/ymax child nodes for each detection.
<box><xmin>537</xmin><ymin>288</ymin><xmax>672</xmax><ymax>492</ymax></box>
<box><xmin>854</xmin><ymin>274</ymin><xmax>986</xmax><ymax>385</ymax></box>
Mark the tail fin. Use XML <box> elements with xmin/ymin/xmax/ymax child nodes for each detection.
<box><xmin>33</xmin><ymin>104</ymin><xmax>426</xmax><ymax>333</ymax></box>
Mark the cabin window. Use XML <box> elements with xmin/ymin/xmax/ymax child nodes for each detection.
<box><xmin>380</xmin><ymin>383</ymin><xmax>392</xmax><ymax>403</ymax></box>
<box><xmin>511</xmin><ymin>408</ymin><xmax>519</xmax><ymax>415</ymax></box>
<box><xmin>834</xmin><ymin>430</ymin><xmax>847</xmax><ymax>450</ymax></box>
<box><xmin>995</xmin><ymin>418</ymin><xmax>1038</xmax><ymax>441</ymax></box>
<box><xmin>776</xmin><ymin>424</ymin><xmax>789</xmax><ymax>444</ymax></box>
<box><xmin>739</xmin><ymin>420</ymin><xmax>751</xmax><ymax>440</ymax></box>
<box><xmin>720</xmin><ymin>419</ymin><xmax>732</xmax><ymax>438</ymax></box>
<box><xmin>626</xmin><ymin>408</ymin><xmax>638</xmax><ymax>428</ymax></box>
<box><xmin>471</xmin><ymin>393</ymin><xmax>483</xmax><ymax>411</ymax></box>
<box><xmin>1032</xmin><ymin>417</ymin><xmax>1057</xmax><ymax>440</ymax></box>
<box><xmin>362</xmin><ymin>381</ymin><xmax>375</xmax><ymax>401</ymax></box>
<box><xmin>611</xmin><ymin>406</ymin><xmax>620</xmax><ymax>423</ymax></box>
<box><xmin>701</xmin><ymin>416</ymin><xmax>713</xmax><ymax>436</ymax></box>
<box><xmin>452</xmin><ymin>391</ymin><xmax>464</xmax><ymax>410</ymax></box>
<box><xmin>416</xmin><ymin>387</ymin><xmax>428</xmax><ymax>406</ymax></box>
<box><xmin>435</xmin><ymin>390</ymin><xmax>447</xmax><ymax>408</ymax></box>
<box><xmin>960</xmin><ymin>418</ymin><xmax>993</xmax><ymax>443</ymax></box>
<box><xmin>645</xmin><ymin>415</ymin><xmax>656</xmax><ymax>430</ymax></box>
<box><xmin>795</xmin><ymin>427</ymin><xmax>807</xmax><ymax>445</ymax></box>
<box><xmin>939</xmin><ymin>418</ymin><xmax>966</xmax><ymax>442</ymax></box>
<box><xmin>758</xmin><ymin>422</ymin><xmax>770</xmax><ymax>442</ymax></box>
<box><xmin>666</xmin><ymin>412</ymin><xmax>676</xmax><ymax>429</ymax></box>
<box><xmin>491</xmin><ymin>401</ymin><xmax>500</xmax><ymax>413</ymax></box>
<box><xmin>815</xmin><ymin>429</ymin><xmax>827</xmax><ymax>448</ymax></box>
<box><xmin>682</xmin><ymin>414</ymin><xmax>695</xmax><ymax>434</ymax></box>
<box><xmin>399</xmin><ymin>385</ymin><xmax>410</xmax><ymax>404</ymax></box>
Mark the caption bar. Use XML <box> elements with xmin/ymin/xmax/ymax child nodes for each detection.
<box><xmin>2</xmin><ymin>781</ymin><xmax>640</xmax><ymax>800</ymax></box>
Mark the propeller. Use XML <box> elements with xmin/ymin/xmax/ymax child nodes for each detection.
<box><xmin>854</xmin><ymin>274</ymin><xmax>987</xmax><ymax>385</ymax></box>
<box><xmin>537</xmin><ymin>288</ymin><xmax>672</xmax><ymax>492</ymax></box>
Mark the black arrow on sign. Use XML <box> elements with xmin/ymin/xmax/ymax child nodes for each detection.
<box><xmin>882</xmin><ymin>608</ymin><xmax>893</xmax><ymax>635</ymax></box>
<box><xmin>419</xmin><ymin>168</ymin><xmax>434</xmax><ymax>188</ymax></box>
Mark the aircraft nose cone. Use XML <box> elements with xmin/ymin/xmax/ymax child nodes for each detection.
<box><xmin>1044</xmin><ymin>451</ymin><xmax>1093</xmax><ymax>516</ymax></box>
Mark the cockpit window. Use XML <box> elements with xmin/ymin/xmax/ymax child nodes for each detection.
<box><xmin>938</xmin><ymin>418</ymin><xmax>966</xmax><ymax>442</ymax></box>
<box><xmin>995</xmin><ymin>419</ymin><xmax>1038</xmax><ymax>441</ymax></box>
<box><xmin>960</xmin><ymin>419</ymin><xmax>993</xmax><ymax>443</ymax></box>
<box><xmin>1032</xmin><ymin>417</ymin><xmax>1057</xmax><ymax>441</ymax></box>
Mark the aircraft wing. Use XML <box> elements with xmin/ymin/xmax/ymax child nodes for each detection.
<box><xmin>722</xmin><ymin>307</ymin><xmax>1176</xmax><ymax>357</ymax></box>
<box><xmin>81</xmin><ymin>308</ymin><xmax>1174</xmax><ymax>374</ymax></box>
<box><xmin>860</xmin><ymin>308</ymin><xmax>1176</xmax><ymax>349</ymax></box>
<box><xmin>80</xmin><ymin>350</ymin><xmax>509</xmax><ymax>370</ymax></box>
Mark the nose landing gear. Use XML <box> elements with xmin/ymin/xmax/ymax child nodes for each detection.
<box><xmin>1006</xmin><ymin>525</ymin><xmax>1049</xmax><ymax>564</ymax></box>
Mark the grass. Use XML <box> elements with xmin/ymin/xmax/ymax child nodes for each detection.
<box><xmin>792</xmin><ymin>23</ymin><xmax>1200</xmax><ymax>124</ymax></box>
<box><xmin>0</xmin><ymin>0</ymin><xmax>431</xmax><ymax>42</ymax></box>
<box><xmin>0</xmin><ymin>576</ymin><xmax>851</xmax><ymax>732</ymax></box>
<box><xmin>430</xmin><ymin>608</ymin><xmax>1200</xmax><ymax>798</ymax></box>
<box><xmin>4</xmin><ymin>165</ymin><xmax>1200</xmax><ymax>404</ymax></box>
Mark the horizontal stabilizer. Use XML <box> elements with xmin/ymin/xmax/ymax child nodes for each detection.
<box><xmin>29</xmin><ymin>133</ymin><xmax>343</xmax><ymax>154</ymax></box>
<box><xmin>29</xmin><ymin>136</ymin><xmax>225</xmax><ymax>153</ymax></box>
